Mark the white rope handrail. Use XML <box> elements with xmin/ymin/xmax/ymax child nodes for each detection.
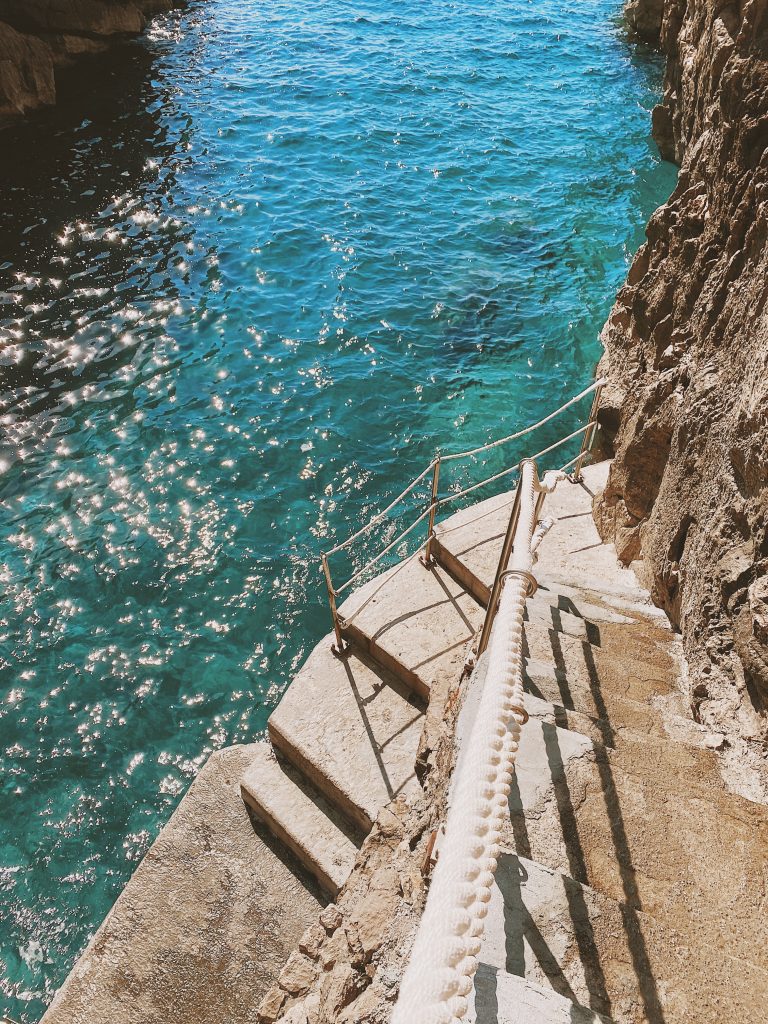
<box><xmin>391</xmin><ymin>459</ymin><xmax>567</xmax><ymax>1024</ymax></box>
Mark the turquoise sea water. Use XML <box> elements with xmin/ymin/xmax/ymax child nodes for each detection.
<box><xmin>0</xmin><ymin>1</ymin><xmax>675</xmax><ymax>1017</ymax></box>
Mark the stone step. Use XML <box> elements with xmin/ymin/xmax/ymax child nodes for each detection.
<box><xmin>523</xmin><ymin>658</ymin><xmax>674</xmax><ymax>740</ymax></box>
<box><xmin>505</xmin><ymin>717</ymin><xmax>768</xmax><ymax>968</ymax></box>
<box><xmin>268</xmin><ymin>635</ymin><xmax>424</xmax><ymax>834</ymax></box>
<box><xmin>523</xmin><ymin>691</ymin><xmax>616</xmax><ymax>750</ymax></box>
<box><xmin>480</xmin><ymin>852</ymin><xmax>768</xmax><ymax>1024</ymax></box>
<box><xmin>433</xmin><ymin>524</ymin><xmax>655</xmax><ymax>631</ymax></box>
<box><xmin>522</xmin><ymin>624</ymin><xmax>677</xmax><ymax>716</ymax></box>
<box><xmin>433</xmin><ymin>462</ymin><xmax>653</xmax><ymax>611</ymax></box>
<box><xmin>524</xmin><ymin>601</ymin><xmax>629</xmax><ymax>645</ymax></box>
<box><xmin>526</xmin><ymin>592</ymin><xmax>678</xmax><ymax>655</ymax></box>
<box><xmin>338</xmin><ymin>556</ymin><xmax>484</xmax><ymax>699</ymax></box>
<box><xmin>534</xmin><ymin>575</ymin><xmax>672</xmax><ymax>625</ymax></box>
<box><xmin>524</xmin><ymin>663</ymin><xmax>709</xmax><ymax>753</ymax></box>
<box><xmin>240</xmin><ymin>744</ymin><xmax>359</xmax><ymax>897</ymax></box>
<box><xmin>432</xmin><ymin>529</ymin><xmax>641</xmax><ymax>647</ymax></box>
<box><xmin>469</xmin><ymin>964</ymin><xmax>615</xmax><ymax>1024</ymax></box>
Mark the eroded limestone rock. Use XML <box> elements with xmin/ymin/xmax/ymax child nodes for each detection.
<box><xmin>0</xmin><ymin>21</ymin><xmax>55</xmax><ymax>118</ymax></box>
<box><xmin>597</xmin><ymin>0</ymin><xmax>768</xmax><ymax>788</ymax></box>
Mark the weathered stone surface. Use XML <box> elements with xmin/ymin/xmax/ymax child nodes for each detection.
<box><xmin>0</xmin><ymin>0</ymin><xmax>146</xmax><ymax>37</ymax></box>
<box><xmin>319</xmin><ymin>903</ymin><xmax>343</xmax><ymax>932</ymax></box>
<box><xmin>268</xmin><ymin>638</ymin><xmax>423</xmax><ymax>833</ymax></box>
<box><xmin>471</xmin><ymin>967</ymin><xmax>614</xmax><ymax>1024</ymax></box>
<box><xmin>298</xmin><ymin>924</ymin><xmax>326</xmax><ymax>960</ymax></box>
<box><xmin>339</xmin><ymin>555</ymin><xmax>484</xmax><ymax>701</ymax></box>
<box><xmin>41</xmin><ymin>744</ymin><xmax>322</xmax><ymax>1024</ymax></box>
<box><xmin>481</xmin><ymin>853</ymin><xmax>768</xmax><ymax>1023</ymax></box>
<box><xmin>0</xmin><ymin>0</ymin><xmax>185</xmax><ymax>122</ymax></box>
<box><xmin>0</xmin><ymin>20</ymin><xmax>55</xmax><ymax>120</ymax></box>
<box><xmin>505</xmin><ymin>716</ymin><xmax>768</xmax><ymax>970</ymax></box>
<box><xmin>624</xmin><ymin>0</ymin><xmax>664</xmax><ymax>43</ymax></box>
<box><xmin>240</xmin><ymin>745</ymin><xmax>359</xmax><ymax>897</ymax></box>
<box><xmin>596</xmin><ymin>0</ymin><xmax>768</xmax><ymax>794</ymax></box>
<box><xmin>278</xmin><ymin>952</ymin><xmax>317</xmax><ymax>997</ymax></box>
<box><xmin>258</xmin><ymin>986</ymin><xmax>286</xmax><ymax>1023</ymax></box>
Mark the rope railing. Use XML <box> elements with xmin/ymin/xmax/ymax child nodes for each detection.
<box><xmin>320</xmin><ymin>378</ymin><xmax>604</xmax><ymax>652</ymax></box>
<box><xmin>438</xmin><ymin>378</ymin><xmax>603</xmax><ymax>463</ymax></box>
<box><xmin>390</xmin><ymin>459</ymin><xmax>567</xmax><ymax>1024</ymax></box>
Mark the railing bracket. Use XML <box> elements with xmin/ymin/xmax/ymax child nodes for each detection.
<box><xmin>331</xmin><ymin>639</ymin><xmax>352</xmax><ymax>658</ymax></box>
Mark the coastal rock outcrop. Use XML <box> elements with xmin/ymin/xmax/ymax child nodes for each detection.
<box><xmin>625</xmin><ymin>0</ymin><xmax>664</xmax><ymax>44</ymax></box>
<box><xmin>596</xmin><ymin>0</ymin><xmax>768</xmax><ymax>790</ymax></box>
<box><xmin>0</xmin><ymin>20</ymin><xmax>56</xmax><ymax>118</ymax></box>
<box><xmin>0</xmin><ymin>0</ymin><xmax>182</xmax><ymax>122</ymax></box>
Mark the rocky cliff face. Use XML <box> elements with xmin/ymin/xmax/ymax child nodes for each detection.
<box><xmin>596</xmin><ymin>0</ymin><xmax>768</xmax><ymax>792</ymax></box>
<box><xmin>0</xmin><ymin>0</ymin><xmax>182</xmax><ymax>123</ymax></box>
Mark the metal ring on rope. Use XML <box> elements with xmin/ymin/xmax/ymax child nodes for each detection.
<box><xmin>498</xmin><ymin>568</ymin><xmax>538</xmax><ymax>597</ymax></box>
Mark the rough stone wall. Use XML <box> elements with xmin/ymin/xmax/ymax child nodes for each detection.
<box><xmin>596</xmin><ymin>0</ymin><xmax>768</xmax><ymax>791</ymax></box>
<box><xmin>0</xmin><ymin>0</ymin><xmax>184</xmax><ymax>122</ymax></box>
<box><xmin>258</xmin><ymin>673</ymin><xmax>465</xmax><ymax>1023</ymax></box>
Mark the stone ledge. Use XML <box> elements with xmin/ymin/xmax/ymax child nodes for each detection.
<box><xmin>41</xmin><ymin>743</ymin><xmax>322</xmax><ymax>1024</ymax></box>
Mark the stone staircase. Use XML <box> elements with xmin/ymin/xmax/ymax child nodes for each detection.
<box><xmin>240</xmin><ymin>461</ymin><xmax>768</xmax><ymax>1023</ymax></box>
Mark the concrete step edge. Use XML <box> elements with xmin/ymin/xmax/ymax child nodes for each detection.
<box><xmin>341</xmin><ymin>621</ymin><xmax>432</xmax><ymax>701</ymax></box>
<box><xmin>268</xmin><ymin>717</ymin><xmax>374</xmax><ymax>837</ymax></box>
<box><xmin>240</xmin><ymin>745</ymin><xmax>359</xmax><ymax>897</ymax></box>
<box><xmin>432</xmin><ymin>534</ymin><xmax>490</xmax><ymax>607</ymax></box>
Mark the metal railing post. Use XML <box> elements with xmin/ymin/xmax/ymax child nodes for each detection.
<box><xmin>420</xmin><ymin>458</ymin><xmax>441</xmax><ymax>568</ymax></box>
<box><xmin>571</xmin><ymin>382</ymin><xmax>604</xmax><ymax>482</ymax></box>
<box><xmin>321</xmin><ymin>553</ymin><xmax>349</xmax><ymax>656</ymax></box>
<box><xmin>477</xmin><ymin>473</ymin><xmax>522</xmax><ymax>656</ymax></box>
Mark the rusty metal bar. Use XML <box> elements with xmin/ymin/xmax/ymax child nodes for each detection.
<box><xmin>420</xmin><ymin>457</ymin><xmax>441</xmax><ymax>568</ymax></box>
<box><xmin>321</xmin><ymin>552</ymin><xmax>349</xmax><ymax>655</ymax></box>
<box><xmin>571</xmin><ymin>382</ymin><xmax>604</xmax><ymax>482</ymax></box>
<box><xmin>534</xmin><ymin>488</ymin><xmax>546</xmax><ymax>522</ymax></box>
<box><xmin>477</xmin><ymin>476</ymin><xmax>522</xmax><ymax>657</ymax></box>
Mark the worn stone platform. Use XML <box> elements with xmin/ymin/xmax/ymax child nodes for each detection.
<box><xmin>41</xmin><ymin>745</ymin><xmax>322</xmax><ymax>1024</ymax></box>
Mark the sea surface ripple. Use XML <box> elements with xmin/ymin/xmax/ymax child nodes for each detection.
<box><xmin>0</xmin><ymin>0</ymin><xmax>675</xmax><ymax>1017</ymax></box>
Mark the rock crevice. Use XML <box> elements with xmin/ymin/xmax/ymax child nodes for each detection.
<box><xmin>596</xmin><ymin>0</ymin><xmax>768</xmax><ymax>783</ymax></box>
